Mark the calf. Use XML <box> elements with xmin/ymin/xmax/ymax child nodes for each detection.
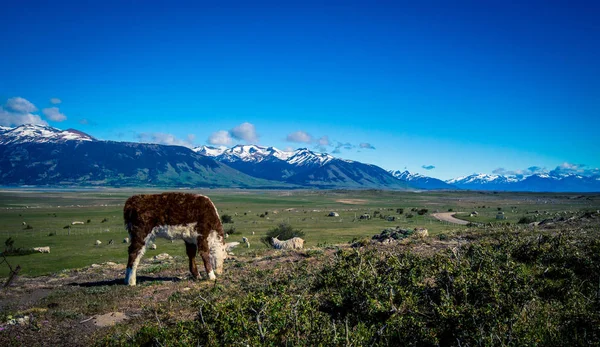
<box><xmin>123</xmin><ymin>193</ymin><xmax>226</xmax><ymax>286</ymax></box>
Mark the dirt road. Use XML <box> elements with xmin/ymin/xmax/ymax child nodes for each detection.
<box><xmin>432</xmin><ymin>212</ymin><xmax>469</xmax><ymax>225</ymax></box>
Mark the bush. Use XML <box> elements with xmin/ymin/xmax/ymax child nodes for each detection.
<box><xmin>221</xmin><ymin>214</ymin><xmax>233</xmax><ymax>224</ymax></box>
<box><xmin>24</xmin><ymin>224</ymin><xmax>33</xmax><ymax>230</ymax></box>
<box><xmin>125</xmin><ymin>230</ymin><xmax>600</xmax><ymax>346</ymax></box>
<box><xmin>261</xmin><ymin>223</ymin><xmax>305</xmax><ymax>247</ymax></box>
<box><xmin>406</xmin><ymin>213</ymin><xmax>414</xmax><ymax>218</ymax></box>
<box><xmin>225</xmin><ymin>225</ymin><xmax>236</xmax><ymax>235</ymax></box>
<box><xmin>3</xmin><ymin>237</ymin><xmax>35</xmax><ymax>256</ymax></box>
<box><xmin>417</xmin><ymin>208</ymin><xmax>428</xmax><ymax>215</ymax></box>
<box><xmin>518</xmin><ymin>216</ymin><xmax>537</xmax><ymax>224</ymax></box>
<box><xmin>396</xmin><ymin>208</ymin><xmax>404</xmax><ymax>214</ymax></box>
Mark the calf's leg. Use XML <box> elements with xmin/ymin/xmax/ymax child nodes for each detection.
<box><xmin>185</xmin><ymin>241</ymin><xmax>200</xmax><ymax>279</ymax></box>
<box><xmin>125</xmin><ymin>234</ymin><xmax>148</xmax><ymax>286</ymax></box>
<box><xmin>198</xmin><ymin>238</ymin><xmax>216</xmax><ymax>280</ymax></box>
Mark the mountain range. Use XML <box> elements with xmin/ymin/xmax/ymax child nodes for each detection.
<box><xmin>0</xmin><ymin>124</ymin><xmax>599</xmax><ymax>192</ymax></box>
<box><xmin>194</xmin><ymin>145</ymin><xmax>409</xmax><ymax>189</ymax></box>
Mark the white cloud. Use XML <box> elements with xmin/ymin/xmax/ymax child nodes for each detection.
<box><xmin>5</xmin><ymin>97</ymin><xmax>37</xmax><ymax>113</ymax></box>
<box><xmin>316</xmin><ymin>135</ymin><xmax>330</xmax><ymax>146</ymax></box>
<box><xmin>286</xmin><ymin>130</ymin><xmax>313</xmax><ymax>143</ymax></box>
<box><xmin>137</xmin><ymin>132</ymin><xmax>196</xmax><ymax>148</ymax></box>
<box><xmin>50</xmin><ymin>98</ymin><xmax>62</xmax><ymax>104</ymax></box>
<box><xmin>230</xmin><ymin>122</ymin><xmax>259</xmax><ymax>143</ymax></box>
<box><xmin>359</xmin><ymin>143</ymin><xmax>375</xmax><ymax>150</ymax></box>
<box><xmin>208</xmin><ymin>130</ymin><xmax>233</xmax><ymax>146</ymax></box>
<box><xmin>0</xmin><ymin>97</ymin><xmax>47</xmax><ymax>126</ymax></box>
<box><xmin>0</xmin><ymin>108</ymin><xmax>47</xmax><ymax>126</ymax></box>
<box><xmin>42</xmin><ymin>107</ymin><xmax>67</xmax><ymax>122</ymax></box>
<box><xmin>493</xmin><ymin>166</ymin><xmax>548</xmax><ymax>176</ymax></box>
<box><xmin>549</xmin><ymin>162</ymin><xmax>599</xmax><ymax>176</ymax></box>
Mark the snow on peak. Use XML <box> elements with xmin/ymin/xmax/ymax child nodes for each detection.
<box><xmin>389</xmin><ymin>170</ymin><xmax>424</xmax><ymax>180</ymax></box>
<box><xmin>447</xmin><ymin>173</ymin><xmax>502</xmax><ymax>184</ymax></box>
<box><xmin>0</xmin><ymin>124</ymin><xmax>95</xmax><ymax>145</ymax></box>
<box><xmin>286</xmin><ymin>148</ymin><xmax>334</xmax><ymax>166</ymax></box>
<box><xmin>198</xmin><ymin>144</ymin><xmax>333</xmax><ymax>166</ymax></box>
<box><xmin>194</xmin><ymin>145</ymin><xmax>227</xmax><ymax>156</ymax></box>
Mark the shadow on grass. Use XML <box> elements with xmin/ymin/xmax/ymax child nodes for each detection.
<box><xmin>69</xmin><ymin>276</ymin><xmax>182</xmax><ymax>287</ymax></box>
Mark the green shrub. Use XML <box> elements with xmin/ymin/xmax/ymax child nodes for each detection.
<box><xmin>221</xmin><ymin>214</ymin><xmax>233</xmax><ymax>224</ymax></box>
<box><xmin>518</xmin><ymin>216</ymin><xmax>537</xmax><ymax>224</ymax></box>
<box><xmin>225</xmin><ymin>225</ymin><xmax>236</xmax><ymax>235</ymax></box>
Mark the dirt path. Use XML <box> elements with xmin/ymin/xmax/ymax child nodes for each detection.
<box><xmin>432</xmin><ymin>212</ymin><xmax>469</xmax><ymax>225</ymax></box>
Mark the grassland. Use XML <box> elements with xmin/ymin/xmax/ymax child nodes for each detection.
<box><xmin>1</xmin><ymin>189</ymin><xmax>599</xmax><ymax>277</ymax></box>
<box><xmin>1</xmin><ymin>189</ymin><xmax>600</xmax><ymax>346</ymax></box>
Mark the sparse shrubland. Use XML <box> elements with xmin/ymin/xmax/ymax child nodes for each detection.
<box><xmin>117</xmin><ymin>222</ymin><xmax>600</xmax><ymax>346</ymax></box>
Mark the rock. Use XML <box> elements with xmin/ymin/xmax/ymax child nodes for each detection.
<box><xmin>90</xmin><ymin>264</ymin><xmax>101</xmax><ymax>268</ymax></box>
<box><xmin>91</xmin><ymin>312</ymin><xmax>128</xmax><ymax>327</ymax></box>
<box><xmin>153</xmin><ymin>253</ymin><xmax>172</xmax><ymax>261</ymax></box>
<box><xmin>104</xmin><ymin>262</ymin><xmax>118</xmax><ymax>267</ymax></box>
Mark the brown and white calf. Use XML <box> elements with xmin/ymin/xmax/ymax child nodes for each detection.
<box><xmin>123</xmin><ymin>193</ymin><xmax>226</xmax><ymax>286</ymax></box>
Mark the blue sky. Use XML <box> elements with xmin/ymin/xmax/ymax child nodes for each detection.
<box><xmin>1</xmin><ymin>0</ymin><xmax>598</xmax><ymax>180</ymax></box>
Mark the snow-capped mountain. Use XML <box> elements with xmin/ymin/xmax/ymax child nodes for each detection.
<box><xmin>195</xmin><ymin>144</ymin><xmax>295</xmax><ymax>163</ymax></box>
<box><xmin>194</xmin><ymin>145</ymin><xmax>228</xmax><ymax>157</ymax></box>
<box><xmin>0</xmin><ymin>126</ymin><xmax>284</xmax><ymax>188</ymax></box>
<box><xmin>390</xmin><ymin>170</ymin><xmax>456</xmax><ymax>190</ymax></box>
<box><xmin>0</xmin><ymin>124</ymin><xmax>95</xmax><ymax>145</ymax></box>
<box><xmin>447</xmin><ymin>173</ymin><xmax>600</xmax><ymax>192</ymax></box>
<box><xmin>446</xmin><ymin>173</ymin><xmax>520</xmax><ymax>189</ymax></box>
<box><xmin>197</xmin><ymin>144</ymin><xmax>409</xmax><ymax>189</ymax></box>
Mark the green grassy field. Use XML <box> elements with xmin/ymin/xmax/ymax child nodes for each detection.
<box><xmin>1</xmin><ymin>188</ymin><xmax>599</xmax><ymax>277</ymax></box>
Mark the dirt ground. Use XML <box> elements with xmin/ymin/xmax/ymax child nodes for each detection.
<box><xmin>431</xmin><ymin>212</ymin><xmax>470</xmax><ymax>225</ymax></box>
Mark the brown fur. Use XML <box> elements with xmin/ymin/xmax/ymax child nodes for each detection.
<box><xmin>123</xmin><ymin>192</ymin><xmax>225</xmax><ymax>285</ymax></box>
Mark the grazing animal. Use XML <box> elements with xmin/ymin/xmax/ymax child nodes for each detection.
<box><xmin>414</xmin><ymin>228</ymin><xmax>429</xmax><ymax>238</ymax></box>
<box><xmin>271</xmin><ymin>236</ymin><xmax>304</xmax><ymax>250</ymax></box>
<box><xmin>72</xmin><ymin>221</ymin><xmax>85</xmax><ymax>225</ymax></box>
<box><xmin>149</xmin><ymin>243</ymin><xmax>157</xmax><ymax>250</ymax></box>
<box><xmin>123</xmin><ymin>237</ymin><xmax>129</xmax><ymax>243</ymax></box>
<box><xmin>95</xmin><ymin>240</ymin><xmax>102</xmax><ymax>246</ymax></box>
<box><xmin>123</xmin><ymin>193</ymin><xmax>226</xmax><ymax>286</ymax></box>
<box><xmin>108</xmin><ymin>239</ymin><xmax>114</xmax><ymax>245</ymax></box>
<box><xmin>242</xmin><ymin>237</ymin><xmax>250</xmax><ymax>248</ymax></box>
<box><xmin>33</xmin><ymin>246</ymin><xmax>50</xmax><ymax>253</ymax></box>
<box><xmin>225</xmin><ymin>242</ymin><xmax>240</xmax><ymax>252</ymax></box>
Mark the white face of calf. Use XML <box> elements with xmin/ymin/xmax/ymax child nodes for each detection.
<box><xmin>208</xmin><ymin>229</ymin><xmax>226</xmax><ymax>275</ymax></box>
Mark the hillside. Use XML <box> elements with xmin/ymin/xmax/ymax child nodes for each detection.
<box><xmin>0</xmin><ymin>140</ymin><xmax>284</xmax><ymax>188</ymax></box>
